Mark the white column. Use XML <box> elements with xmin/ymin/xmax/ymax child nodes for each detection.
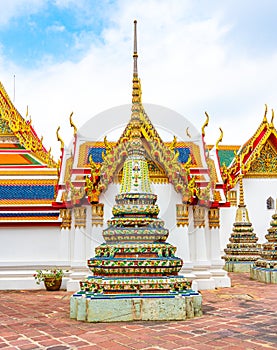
<box><xmin>208</xmin><ymin>208</ymin><xmax>231</xmax><ymax>288</ymax></box>
<box><xmin>191</xmin><ymin>206</ymin><xmax>214</xmax><ymax>290</ymax></box>
<box><xmin>67</xmin><ymin>207</ymin><xmax>88</xmax><ymax>291</ymax></box>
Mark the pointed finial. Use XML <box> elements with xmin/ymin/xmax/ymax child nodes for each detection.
<box><xmin>202</xmin><ymin>111</ymin><xmax>209</xmax><ymax>136</ymax></box>
<box><xmin>270</xmin><ymin>108</ymin><xmax>274</xmax><ymax>126</ymax></box>
<box><xmin>56</xmin><ymin>126</ymin><xmax>64</xmax><ymax>150</ymax></box>
<box><xmin>186</xmin><ymin>127</ymin><xmax>191</xmax><ymax>138</ymax></box>
<box><xmin>69</xmin><ymin>112</ymin><xmax>77</xmax><ymax>135</ymax></box>
<box><xmin>263</xmin><ymin>104</ymin><xmax>268</xmax><ymax>123</ymax></box>
<box><xmin>132</xmin><ymin>20</ymin><xmax>142</xmax><ymax>104</ymax></box>
<box><xmin>216</xmin><ymin>127</ymin><xmax>223</xmax><ymax>149</ymax></box>
<box><xmin>133</xmin><ymin>20</ymin><xmax>138</xmax><ymax>76</ymax></box>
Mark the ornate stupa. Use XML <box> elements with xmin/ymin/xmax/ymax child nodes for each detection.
<box><xmin>250</xmin><ymin>208</ymin><xmax>277</xmax><ymax>283</ymax></box>
<box><xmin>70</xmin><ymin>21</ymin><xmax>202</xmax><ymax>322</ymax></box>
<box><xmin>222</xmin><ymin>176</ymin><xmax>260</xmax><ymax>272</ymax></box>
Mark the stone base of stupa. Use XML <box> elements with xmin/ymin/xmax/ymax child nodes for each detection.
<box><xmin>70</xmin><ymin>291</ymin><xmax>202</xmax><ymax>322</ymax></box>
<box><xmin>224</xmin><ymin>261</ymin><xmax>254</xmax><ymax>273</ymax></box>
<box><xmin>250</xmin><ymin>266</ymin><xmax>277</xmax><ymax>284</ymax></box>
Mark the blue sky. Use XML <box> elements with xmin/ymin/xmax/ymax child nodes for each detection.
<box><xmin>1</xmin><ymin>0</ymin><xmax>277</xmax><ymax>157</ymax></box>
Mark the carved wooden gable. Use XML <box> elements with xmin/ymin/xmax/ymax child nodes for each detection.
<box><xmin>247</xmin><ymin>141</ymin><xmax>277</xmax><ymax>177</ymax></box>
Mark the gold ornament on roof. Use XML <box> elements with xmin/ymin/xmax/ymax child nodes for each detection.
<box><xmin>56</xmin><ymin>126</ymin><xmax>64</xmax><ymax>150</ymax></box>
<box><xmin>263</xmin><ymin>103</ymin><xmax>268</xmax><ymax>123</ymax></box>
<box><xmin>186</xmin><ymin>127</ymin><xmax>191</xmax><ymax>138</ymax></box>
<box><xmin>69</xmin><ymin>112</ymin><xmax>77</xmax><ymax>135</ymax></box>
<box><xmin>202</xmin><ymin>112</ymin><xmax>209</xmax><ymax>137</ymax></box>
<box><xmin>169</xmin><ymin>136</ymin><xmax>177</xmax><ymax>151</ymax></box>
<box><xmin>216</xmin><ymin>127</ymin><xmax>223</xmax><ymax>150</ymax></box>
<box><xmin>270</xmin><ymin>109</ymin><xmax>274</xmax><ymax>127</ymax></box>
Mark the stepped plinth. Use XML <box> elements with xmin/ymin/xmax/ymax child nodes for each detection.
<box><xmin>223</xmin><ymin>177</ymin><xmax>260</xmax><ymax>272</ymax></box>
<box><xmin>250</xmin><ymin>212</ymin><xmax>277</xmax><ymax>283</ymax></box>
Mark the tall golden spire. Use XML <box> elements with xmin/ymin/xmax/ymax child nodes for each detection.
<box><xmin>132</xmin><ymin>20</ymin><xmax>142</xmax><ymax>104</ymax></box>
<box><xmin>239</xmin><ymin>175</ymin><xmax>245</xmax><ymax>207</ymax></box>
<box><xmin>235</xmin><ymin>175</ymin><xmax>250</xmax><ymax>223</ymax></box>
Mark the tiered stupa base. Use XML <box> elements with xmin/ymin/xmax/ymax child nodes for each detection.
<box><xmin>250</xmin><ymin>213</ymin><xmax>277</xmax><ymax>284</ymax></box>
<box><xmin>250</xmin><ymin>266</ymin><xmax>277</xmax><ymax>284</ymax></box>
<box><xmin>70</xmin><ymin>290</ymin><xmax>202</xmax><ymax>322</ymax></box>
<box><xmin>223</xmin><ymin>192</ymin><xmax>260</xmax><ymax>273</ymax></box>
<box><xmin>224</xmin><ymin>261</ymin><xmax>255</xmax><ymax>273</ymax></box>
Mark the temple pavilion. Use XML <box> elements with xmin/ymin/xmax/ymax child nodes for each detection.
<box><xmin>0</xmin><ymin>22</ymin><xmax>277</xmax><ymax>290</ymax></box>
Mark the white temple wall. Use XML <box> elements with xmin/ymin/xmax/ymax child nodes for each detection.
<box><xmin>0</xmin><ymin>225</ymin><xmax>70</xmax><ymax>290</ymax></box>
<box><xmin>0</xmin><ymin>226</ymin><xmax>65</xmax><ymax>263</ymax></box>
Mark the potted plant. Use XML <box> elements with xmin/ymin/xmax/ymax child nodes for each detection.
<box><xmin>34</xmin><ymin>268</ymin><xmax>66</xmax><ymax>291</ymax></box>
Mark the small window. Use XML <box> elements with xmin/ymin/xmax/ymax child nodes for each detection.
<box><xmin>267</xmin><ymin>197</ymin><xmax>274</xmax><ymax>210</ymax></box>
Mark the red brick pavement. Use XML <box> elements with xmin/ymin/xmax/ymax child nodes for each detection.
<box><xmin>0</xmin><ymin>273</ymin><xmax>276</xmax><ymax>350</ymax></box>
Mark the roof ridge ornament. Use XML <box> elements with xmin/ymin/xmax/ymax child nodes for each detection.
<box><xmin>263</xmin><ymin>103</ymin><xmax>268</xmax><ymax>123</ymax></box>
<box><xmin>202</xmin><ymin>111</ymin><xmax>209</xmax><ymax>137</ymax></box>
<box><xmin>69</xmin><ymin>112</ymin><xmax>77</xmax><ymax>135</ymax></box>
<box><xmin>270</xmin><ymin>108</ymin><xmax>274</xmax><ymax>127</ymax></box>
<box><xmin>56</xmin><ymin>126</ymin><xmax>64</xmax><ymax>150</ymax></box>
<box><xmin>216</xmin><ymin>127</ymin><xmax>223</xmax><ymax>150</ymax></box>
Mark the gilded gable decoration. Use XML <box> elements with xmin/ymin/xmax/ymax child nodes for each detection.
<box><xmin>247</xmin><ymin>142</ymin><xmax>277</xmax><ymax>176</ymax></box>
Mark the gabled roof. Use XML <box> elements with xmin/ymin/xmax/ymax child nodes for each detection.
<box><xmin>222</xmin><ymin>106</ymin><xmax>277</xmax><ymax>188</ymax></box>
<box><xmin>0</xmin><ymin>81</ymin><xmax>56</xmax><ymax>168</ymax></box>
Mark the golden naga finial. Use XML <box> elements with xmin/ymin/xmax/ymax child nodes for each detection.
<box><xmin>270</xmin><ymin>108</ymin><xmax>275</xmax><ymax>126</ymax></box>
<box><xmin>186</xmin><ymin>127</ymin><xmax>191</xmax><ymax>138</ymax></box>
<box><xmin>69</xmin><ymin>112</ymin><xmax>77</xmax><ymax>135</ymax></box>
<box><xmin>56</xmin><ymin>126</ymin><xmax>64</xmax><ymax>150</ymax></box>
<box><xmin>202</xmin><ymin>111</ymin><xmax>209</xmax><ymax>137</ymax></box>
<box><xmin>216</xmin><ymin>127</ymin><xmax>223</xmax><ymax>149</ymax></box>
<box><xmin>169</xmin><ymin>135</ymin><xmax>177</xmax><ymax>150</ymax></box>
<box><xmin>104</xmin><ymin>136</ymin><xmax>112</xmax><ymax>153</ymax></box>
<box><xmin>263</xmin><ymin>103</ymin><xmax>268</xmax><ymax>123</ymax></box>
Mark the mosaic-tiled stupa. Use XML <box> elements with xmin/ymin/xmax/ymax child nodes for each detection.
<box><xmin>70</xmin><ymin>21</ymin><xmax>202</xmax><ymax>322</ymax></box>
<box><xmin>223</xmin><ymin>176</ymin><xmax>260</xmax><ymax>272</ymax></box>
<box><xmin>250</xmin><ymin>209</ymin><xmax>277</xmax><ymax>283</ymax></box>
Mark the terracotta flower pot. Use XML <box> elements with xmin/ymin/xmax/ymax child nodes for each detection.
<box><xmin>44</xmin><ymin>277</ymin><xmax>62</xmax><ymax>291</ymax></box>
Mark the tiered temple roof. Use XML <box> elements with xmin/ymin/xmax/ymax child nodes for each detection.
<box><xmin>0</xmin><ymin>81</ymin><xmax>60</xmax><ymax>225</ymax></box>
<box><xmin>221</xmin><ymin>105</ymin><xmax>277</xmax><ymax>190</ymax></box>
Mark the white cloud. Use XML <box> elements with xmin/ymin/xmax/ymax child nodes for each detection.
<box><xmin>46</xmin><ymin>24</ymin><xmax>66</xmax><ymax>33</ymax></box>
<box><xmin>0</xmin><ymin>0</ymin><xmax>45</xmax><ymax>27</ymax></box>
<box><xmin>1</xmin><ymin>0</ymin><xmax>277</xmax><ymax>160</ymax></box>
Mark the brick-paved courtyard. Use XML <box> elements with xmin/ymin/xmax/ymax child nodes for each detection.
<box><xmin>0</xmin><ymin>273</ymin><xmax>276</xmax><ymax>350</ymax></box>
